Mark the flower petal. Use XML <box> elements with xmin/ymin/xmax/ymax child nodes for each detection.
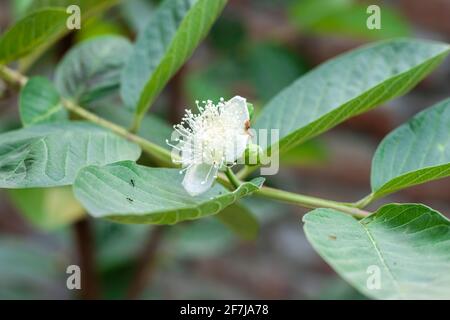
<box><xmin>225</xmin><ymin>132</ymin><xmax>250</xmax><ymax>163</ymax></box>
<box><xmin>223</xmin><ymin>96</ymin><xmax>249</xmax><ymax>129</ymax></box>
<box><xmin>182</xmin><ymin>163</ymin><xmax>218</xmax><ymax>196</ymax></box>
<box><xmin>180</xmin><ymin>137</ymin><xmax>194</xmax><ymax>166</ymax></box>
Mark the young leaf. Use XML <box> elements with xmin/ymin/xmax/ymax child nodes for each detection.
<box><xmin>73</xmin><ymin>161</ymin><xmax>264</xmax><ymax>225</ymax></box>
<box><xmin>55</xmin><ymin>36</ymin><xmax>132</xmax><ymax>104</ymax></box>
<box><xmin>254</xmin><ymin>39</ymin><xmax>450</xmax><ymax>154</ymax></box>
<box><xmin>303</xmin><ymin>204</ymin><xmax>450</xmax><ymax>299</ymax></box>
<box><xmin>0</xmin><ymin>8</ymin><xmax>67</xmax><ymax>64</ymax></box>
<box><xmin>8</xmin><ymin>187</ymin><xmax>85</xmax><ymax>230</ymax></box>
<box><xmin>120</xmin><ymin>0</ymin><xmax>227</xmax><ymax>126</ymax></box>
<box><xmin>370</xmin><ymin>98</ymin><xmax>450</xmax><ymax>199</ymax></box>
<box><xmin>19</xmin><ymin>77</ymin><xmax>67</xmax><ymax>126</ymax></box>
<box><xmin>0</xmin><ymin>122</ymin><xmax>141</xmax><ymax>188</ymax></box>
<box><xmin>215</xmin><ymin>204</ymin><xmax>259</xmax><ymax>240</ymax></box>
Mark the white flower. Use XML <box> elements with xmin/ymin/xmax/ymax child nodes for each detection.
<box><xmin>167</xmin><ymin>96</ymin><xmax>251</xmax><ymax>196</ymax></box>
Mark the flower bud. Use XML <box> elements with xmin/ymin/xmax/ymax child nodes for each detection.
<box><xmin>244</xmin><ymin>143</ymin><xmax>263</xmax><ymax>166</ymax></box>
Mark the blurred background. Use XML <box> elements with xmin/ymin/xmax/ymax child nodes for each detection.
<box><xmin>0</xmin><ymin>0</ymin><xmax>449</xmax><ymax>299</ymax></box>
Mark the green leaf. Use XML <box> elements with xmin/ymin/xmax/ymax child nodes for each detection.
<box><xmin>120</xmin><ymin>0</ymin><xmax>227</xmax><ymax>124</ymax></box>
<box><xmin>25</xmin><ymin>0</ymin><xmax>113</xmax><ymax>13</ymax></box>
<box><xmin>371</xmin><ymin>100</ymin><xmax>450</xmax><ymax>200</ymax></box>
<box><xmin>73</xmin><ymin>18</ymin><xmax>127</xmax><ymax>43</ymax></box>
<box><xmin>55</xmin><ymin>36</ymin><xmax>132</xmax><ymax>104</ymax></box>
<box><xmin>0</xmin><ymin>122</ymin><xmax>141</xmax><ymax>188</ymax></box>
<box><xmin>289</xmin><ymin>0</ymin><xmax>410</xmax><ymax>40</ymax></box>
<box><xmin>254</xmin><ymin>39</ymin><xmax>450</xmax><ymax>154</ymax></box>
<box><xmin>19</xmin><ymin>77</ymin><xmax>67</xmax><ymax>126</ymax></box>
<box><xmin>303</xmin><ymin>204</ymin><xmax>450</xmax><ymax>299</ymax></box>
<box><xmin>8</xmin><ymin>187</ymin><xmax>85</xmax><ymax>229</ymax></box>
<box><xmin>215</xmin><ymin>204</ymin><xmax>259</xmax><ymax>240</ymax></box>
<box><xmin>17</xmin><ymin>1</ymin><xmax>120</xmax><ymax>71</ymax></box>
<box><xmin>73</xmin><ymin>161</ymin><xmax>263</xmax><ymax>225</ymax></box>
<box><xmin>0</xmin><ymin>8</ymin><xmax>67</xmax><ymax>64</ymax></box>
<box><xmin>371</xmin><ymin>99</ymin><xmax>450</xmax><ymax>199</ymax></box>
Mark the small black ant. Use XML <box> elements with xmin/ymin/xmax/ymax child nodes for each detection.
<box><xmin>126</xmin><ymin>197</ymin><xmax>134</xmax><ymax>203</ymax></box>
<box><xmin>130</xmin><ymin>179</ymin><xmax>135</xmax><ymax>187</ymax></box>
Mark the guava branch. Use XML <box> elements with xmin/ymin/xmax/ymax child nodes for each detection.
<box><xmin>0</xmin><ymin>64</ymin><xmax>371</xmax><ymax>218</ymax></box>
<box><xmin>0</xmin><ymin>65</ymin><xmax>173</xmax><ymax>166</ymax></box>
<box><xmin>255</xmin><ymin>186</ymin><xmax>370</xmax><ymax>218</ymax></box>
<box><xmin>63</xmin><ymin>99</ymin><xmax>173</xmax><ymax>165</ymax></box>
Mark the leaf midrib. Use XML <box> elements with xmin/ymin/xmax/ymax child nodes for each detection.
<box><xmin>360</xmin><ymin>218</ymin><xmax>404</xmax><ymax>299</ymax></box>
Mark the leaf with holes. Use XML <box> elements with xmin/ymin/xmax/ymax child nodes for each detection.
<box><xmin>304</xmin><ymin>204</ymin><xmax>450</xmax><ymax>299</ymax></box>
<box><xmin>254</xmin><ymin>39</ymin><xmax>450</xmax><ymax>154</ymax></box>
<box><xmin>0</xmin><ymin>8</ymin><xmax>67</xmax><ymax>64</ymax></box>
<box><xmin>120</xmin><ymin>0</ymin><xmax>227</xmax><ymax>126</ymax></box>
<box><xmin>0</xmin><ymin>122</ymin><xmax>141</xmax><ymax>188</ymax></box>
<box><xmin>55</xmin><ymin>36</ymin><xmax>132</xmax><ymax>105</ymax></box>
<box><xmin>370</xmin><ymin>98</ymin><xmax>450</xmax><ymax>200</ymax></box>
<box><xmin>73</xmin><ymin>161</ymin><xmax>264</xmax><ymax>225</ymax></box>
<box><xmin>19</xmin><ymin>77</ymin><xmax>67</xmax><ymax>127</ymax></box>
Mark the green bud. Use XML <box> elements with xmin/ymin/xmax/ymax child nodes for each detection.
<box><xmin>244</xmin><ymin>143</ymin><xmax>262</xmax><ymax>166</ymax></box>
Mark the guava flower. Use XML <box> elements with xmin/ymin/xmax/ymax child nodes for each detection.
<box><xmin>167</xmin><ymin>96</ymin><xmax>251</xmax><ymax>196</ymax></box>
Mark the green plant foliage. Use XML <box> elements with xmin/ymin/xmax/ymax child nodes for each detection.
<box><xmin>248</xmin><ymin>42</ymin><xmax>307</xmax><ymax>102</ymax></box>
<box><xmin>0</xmin><ymin>0</ymin><xmax>449</xmax><ymax>300</ymax></box>
<box><xmin>370</xmin><ymin>98</ymin><xmax>450</xmax><ymax>199</ymax></box>
<box><xmin>0</xmin><ymin>8</ymin><xmax>67</xmax><ymax>64</ymax></box>
<box><xmin>120</xmin><ymin>0</ymin><xmax>227</xmax><ymax>126</ymax></box>
<box><xmin>94</xmin><ymin>105</ymin><xmax>172</xmax><ymax>148</ymax></box>
<box><xmin>255</xmin><ymin>39</ymin><xmax>450</xmax><ymax>154</ymax></box>
<box><xmin>215</xmin><ymin>204</ymin><xmax>259</xmax><ymax>240</ymax></box>
<box><xmin>55</xmin><ymin>36</ymin><xmax>132</xmax><ymax>105</ymax></box>
<box><xmin>73</xmin><ymin>161</ymin><xmax>264</xmax><ymax>224</ymax></box>
<box><xmin>16</xmin><ymin>0</ymin><xmax>120</xmax><ymax>70</ymax></box>
<box><xmin>289</xmin><ymin>0</ymin><xmax>410</xmax><ymax>40</ymax></box>
<box><xmin>304</xmin><ymin>204</ymin><xmax>450</xmax><ymax>299</ymax></box>
<box><xmin>0</xmin><ymin>122</ymin><xmax>141</xmax><ymax>188</ymax></box>
<box><xmin>8</xmin><ymin>187</ymin><xmax>85</xmax><ymax>229</ymax></box>
<box><xmin>281</xmin><ymin>139</ymin><xmax>329</xmax><ymax>167</ymax></box>
<box><xmin>25</xmin><ymin>0</ymin><xmax>115</xmax><ymax>14</ymax></box>
<box><xmin>19</xmin><ymin>77</ymin><xmax>67</xmax><ymax>126</ymax></box>
<box><xmin>0</xmin><ymin>237</ymin><xmax>68</xmax><ymax>299</ymax></box>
